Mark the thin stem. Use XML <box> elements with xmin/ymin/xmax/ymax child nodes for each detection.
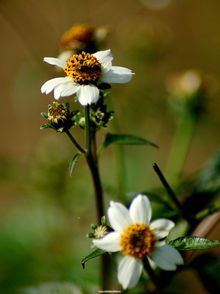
<box><xmin>85</xmin><ymin>105</ymin><xmax>92</xmax><ymax>153</ymax></box>
<box><xmin>153</xmin><ymin>163</ymin><xmax>182</xmax><ymax>213</ymax></box>
<box><xmin>84</xmin><ymin>104</ymin><xmax>107</xmax><ymax>288</ymax></box>
<box><xmin>86</xmin><ymin>158</ymin><xmax>105</xmax><ymax>222</ymax></box>
<box><xmin>65</xmin><ymin>130</ymin><xmax>86</xmax><ymax>154</ymax></box>
<box><xmin>84</xmin><ymin>105</ymin><xmax>104</xmax><ymax>221</ymax></box>
<box><xmin>143</xmin><ymin>258</ymin><xmax>161</xmax><ymax>293</ymax></box>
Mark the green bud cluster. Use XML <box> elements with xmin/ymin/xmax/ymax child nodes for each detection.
<box><xmin>86</xmin><ymin>216</ymin><xmax>109</xmax><ymax>239</ymax></box>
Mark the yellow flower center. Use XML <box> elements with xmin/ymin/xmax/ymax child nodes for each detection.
<box><xmin>48</xmin><ymin>102</ymin><xmax>69</xmax><ymax>124</ymax></box>
<box><xmin>120</xmin><ymin>223</ymin><xmax>155</xmax><ymax>259</ymax></box>
<box><xmin>64</xmin><ymin>52</ymin><xmax>102</xmax><ymax>84</ymax></box>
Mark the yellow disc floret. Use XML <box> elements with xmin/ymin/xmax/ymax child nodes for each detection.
<box><xmin>120</xmin><ymin>223</ymin><xmax>155</xmax><ymax>259</ymax></box>
<box><xmin>94</xmin><ymin>225</ymin><xmax>109</xmax><ymax>239</ymax></box>
<box><xmin>64</xmin><ymin>52</ymin><xmax>102</xmax><ymax>84</ymax></box>
<box><xmin>48</xmin><ymin>101</ymin><xmax>70</xmax><ymax>125</ymax></box>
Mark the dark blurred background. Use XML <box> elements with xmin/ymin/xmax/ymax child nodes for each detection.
<box><xmin>0</xmin><ymin>0</ymin><xmax>220</xmax><ymax>293</ymax></box>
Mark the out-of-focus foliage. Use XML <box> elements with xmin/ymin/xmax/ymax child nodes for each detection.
<box><xmin>24</xmin><ymin>282</ymin><xmax>82</xmax><ymax>294</ymax></box>
<box><xmin>0</xmin><ymin>0</ymin><xmax>220</xmax><ymax>293</ymax></box>
<box><xmin>182</xmin><ymin>149</ymin><xmax>220</xmax><ymax>216</ymax></box>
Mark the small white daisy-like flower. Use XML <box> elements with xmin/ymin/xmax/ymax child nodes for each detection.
<box><xmin>93</xmin><ymin>194</ymin><xmax>183</xmax><ymax>289</ymax></box>
<box><xmin>41</xmin><ymin>49</ymin><xmax>133</xmax><ymax>106</ymax></box>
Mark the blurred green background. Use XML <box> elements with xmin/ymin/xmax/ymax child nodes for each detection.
<box><xmin>0</xmin><ymin>0</ymin><xmax>220</xmax><ymax>293</ymax></box>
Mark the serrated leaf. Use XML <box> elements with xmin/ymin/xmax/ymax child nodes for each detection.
<box><xmin>69</xmin><ymin>153</ymin><xmax>81</xmax><ymax>176</ymax></box>
<box><xmin>40</xmin><ymin>124</ymin><xmax>55</xmax><ymax>130</ymax></box>
<box><xmin>81</xmin><ymin>248</ymin><xmax>106</xmax><ymax>269</ymax></box>
<box><xmin>168</xmin><ymin>236</ymin><xmax>220</xmax><ymax>250</ymax></box>
<box><xmin>102</xmin><ymin>133</ymin><xmax>158</xmax><ymax>149</ymax></box>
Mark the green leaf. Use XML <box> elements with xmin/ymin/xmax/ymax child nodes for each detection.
<box><xmin>40</xmin><ymin>112</ymin><xmax>48</xmax><ymax>119</ymax></box>
<box><xmin>102</xmin><ymin>133</ymin><xmax>158</xmax><ymax>149</ymax></box>
<box><xmin>40</xmin><ymin>124</ymin><xmax>55</xmax><ymax>130</ymax></box>
<box><xmin>81</xmin><ymin>248</ymin><xmax>106</xmax><ymax>269</ymax></box>
<box><xmin>168</xmin><ymin>236</ymin><xmax>220</xmax><ymax>250</ymax></box>
<box><xmin>69</xmin><ymin>153</ymin><xmax>81</xmax><ymax>176</ymax></box>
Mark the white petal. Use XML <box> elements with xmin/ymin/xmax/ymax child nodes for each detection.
<box><xmin>41</xmin><ymin>77</ymin><xmax>72</xmax><ymax>95</ymax></box>
<box><xmin>108</xmin><ymin>201</ymin><xmax>132</xmax><ymax>233</ymax></box>
<box><xmin>57</xmin><ymin>50</ymin><xmax>73</xmax><ymax>62</ymax></box>
<box><xmin>101</xmin><ymin>61</ymin><xmax>112</xmax><ymax>73</ymax></box>
<box><xmin>44</xmin><ymin>57</ymin><xmax>66</xmax><ymax>69</ymax></box>
<box><xmin>118</xmin><ymin>256</ymin><xmax>143</xmax><ymax>289</ymax></box>
<box><xmin>92</xmin><ymin>232</ymin><xmax>120</xmax><ymax>252</ymax></box>
<box><xmin>151</xmin><ymin>245</ymin><xmax>183</xmax><ymax>271</ymax></box>
<box><xmin>60</xmin><ymin>83</ymin><xmax>79</xmax><ymax>97</ymax></box>
<box><xmin>150</xmin><ymin>219</ymin><xmax>175</xmax><ymax>240</ymax></box>
<box><xmin>101</xmin><ymin>66</ymin><xmax>134</xmax><ymax>83</ymax></box>
<box><xmin>93</xmin><ymin>49</ymin><xmax>113</xmax><ymax>67</ymax></box>
<box><xmin>54</xmin><ymin>84</ymin><xmax>67</xmax><ymax>100</ymax></box>
<box><xmin>54</xmin><ymin>82</ymin><xmax>78</xmax><ymax>100</ymax></box>
<box><xmin>76</xmin><ymin>84</ymin><xmax>99</xmax><ymax>106</ymax></box>
<box><xmin>129</xmin><ymin>194</ymin><xmax>152</xmax><ymax>224</ymax></box>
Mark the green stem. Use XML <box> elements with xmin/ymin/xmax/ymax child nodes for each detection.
<box><xmin>153</xmin><ymin>163</ymin><xmax>182</xmax><ymax>213</ymax></box>
<box><xmin>84</xmin><ymin>105</ymin><xmax>107</xmax><ymax>289</ymax></box>
<box><xmin>85</xmin><ymin>105</ymin><xmax>92</xmax><ymax>153</ymax></box>
<box><xmin>166</xmin><ymin>112</ymin><xmax>196</xmax><ymax>186</ymax></box>
<box><xmin>84</xmin><ymin>105</ymin><xmax>104</xmax><ymax>222</ymax></box>
<box><xmin>65</xmin><ymin>130</ymin><xmax>86</xmax><ymax>154</ymax></box>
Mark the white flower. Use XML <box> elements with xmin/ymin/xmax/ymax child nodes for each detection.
<box><xmin>57</xmin><ymin>50</ymin><xmax>74</xmax><ymax>63</ymax></box>
<box><xmin>41</xmin><ymin>49</ymin><xmax>133</xmax><ymax>106</ymax></box>
<box><xmin>93</xmin><ymin>194</ymin><xmax>183</xmax><ymax>289</ymax></box>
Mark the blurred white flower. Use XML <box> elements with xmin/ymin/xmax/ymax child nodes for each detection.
<box><xmin>167</xmin><ymin>70</ymin><xmax>202</xmax><ymax>97</ymax></box>
<box><xmin>93</xmin><ymin>194</ymin><xmax>183</xmax><ymax>289</ymax></box>
<box><xmin>41</xmin><ymin>49</ymin><xmax>133</xmax><ymax>106</ymax></box>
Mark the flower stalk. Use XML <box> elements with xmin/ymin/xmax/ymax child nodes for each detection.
<box><xmin>84</xmin><ymin>105</ymin><xmax>104</xmax><ymax>222</ymax></box>
<box><xmin>65</xmin><ymin>130</ymin><xmax>86</xmax><ymax>154</ymax></box>
<box><xmin>84</xmin><ymin>105</ymin><xmax>108</xmax><ymax>289</ymax></box>
<box><xmin>153</xmin><ymin>163</ymin><xmax>182</xmax><ymax>214</ymax></box>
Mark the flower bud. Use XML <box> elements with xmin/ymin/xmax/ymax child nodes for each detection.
<box><xmin>41</xmin><ymin>102</ymin><xmax>79</xmax><ymax>132</ymax></box>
